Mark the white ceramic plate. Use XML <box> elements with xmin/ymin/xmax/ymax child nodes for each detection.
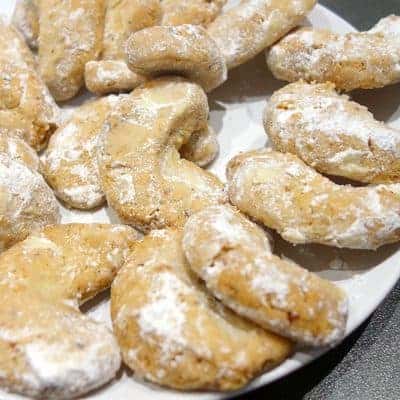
<box><xmin>2</xmin><ymin>1</ymin><xmax>400</xmax><ymax>399</ymax></box>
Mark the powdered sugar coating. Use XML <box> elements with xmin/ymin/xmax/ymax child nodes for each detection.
<box><xmin>12</xmin><ymin>0</ymin><xmax>39</xmax><ymax>49</ymax></box>
<box><xmin>208</xmin><ymin>0</ymin><xmax>317</xmax><ymax>69</ymax></box>
<box><xmin>264</xmin><ymin>81</ymin><xmax>400</xmax><ymax>183</ymax></box>
<box><xmin>98</xmin><ymin>77</ymin><xmax>226</xmax><ymax>232</ymax></box>
<box><xmin>85</xmin><ymin>60</ymin><xmax>145</xmax><ymax>95</ymax></box>
<box><xmin>0</xmin><ymin>20</ymin><xmax>59</xmax><ymax>150</ymax></box>
<box><xmin>0</xmin><ymin>132</ymin><xmax>39</xmax><ymax>171</ymax></box>
<box><xmin>111</xmin><ymin>229</ymin><xmax>291</xmax><ymax>390</ymax></box>
<box><xmin>0</xmin><ymin>153</ymin><xmax>60</xmax><ymax>251</ymax></box>
<box><xmin>227</xmin><ymin>149</ymin><xmax>400</xmax><ymax>250</ymax></box>
<box><xmin>38</xmin><ymin>0</ymin><xmax>105</xmax><ymax>101</ymax></box>
<box><xmin>126</xmin><ymin>24</ymin><xmax>227</xmax><ymax>92</ymax></box>
<box><xmin>183</xmin><ymin>205</ymin><xmax>348</xmax><ymax>346</ymax></box>
<box><xmin>0</xmin><ymin>223</ymin><xmax>139</xmax><ymax>398</ymax></box>
<box><xmin>162</xmin><ymin>0</ymin><xmax>227</xmax><ymax>26</ymax></box>
<box><xmin>41</xmin><ymin>95</ymin><xmax>124</xmax><ymax>210</ymax></box>
<box><xmin>267</xmin><ymin>15</ymin><xmax>400</xmax><ymax>90</ymax></box>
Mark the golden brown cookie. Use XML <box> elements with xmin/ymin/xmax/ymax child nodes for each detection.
<box><xmin>98</xmin><ymin>77</ymin><xmax>226</xmax><ymax>232</ymax></box>
<box><xmin>267</xmin><ymin>15</ymin><xmax>400</xmax><ymax>90</ymax></box>
<box><xmin>183</xmin><ymin>205</ymin><xmax>348</xmax><ymax>346</ymax></box>
<box><xmin>227</xmin><ymin>149</ymin><xmax>400</xmax><ymax>250</ymax></box>
<box><xmin>264</xmin><ymin>81</ymin><xmax>400</xmax><ymax>184</ymax></box>
<box><xmin>161</xmin><ymin>0</ymin><xmax>227</xmax><ymax>26</ymax></box>
<box><xmin>12</xmin><ymin>0</ymin><xmax>39</xmax><ymax>49</ymax></box>
<box><xmin>0</xmin><ymin>153</ymin><xmax>60</xmax><ymax>252</ymax></box>
<box><xmin>38</xmin><ymin>0</ymin><xmax>106</xmax><ymax>101</ymax></box>
<box><xmin>111</xmin><ymin>229</ymin><xmax>292</xmax><ymax>391</ymax></box>
<box><xmin>207</xmin><ymin>0</ymin><xmax>317</xmax><ymax>70</ymax></box>
<box><xmin>0</xmin><ymin>20</ymin><xmax>59</xmax><ymax>150</ymax></box>
<box><xmin>125</xmin><ymin>25</ymin><xmax>227</xmax><ymax>92</ymax></box>
<box><xmin>41</xmin><ymin>95</ymin><xmax>124</xmax><ymax>210</ymax></box>
<box><xmin>0</xmin><ymin>223</ymin><xmax>139</xmax><ymax>399</ymax></box>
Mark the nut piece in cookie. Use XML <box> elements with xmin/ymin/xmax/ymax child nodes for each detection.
<box><xmin>38</xmin><ymin>0</ymin><xmax>106</xmax><ymax>101</ymax></box>
<box><xmin>126</xmin><ymin>25</ymin><xmax>227</xmax><ymax>92</ymax></box>
<box><xmin>111</xmin><ymin>229</ymin><xmax>292</xmax><ymax>391</ymax></box>
<box><xmin>183</xmin><ymin>205</ymin><xmax>348</xmax><ymax>346</ymax></box>
<box><xmin>227</xmin><ymin>149</ymin><xmax>400</xmax><ymax>250</ymax></box>
<box><xmin>0</xmin><ymin>223</ymin><xmax>139</xmax><ymax>398</ymax></box>
<box><xmin>267</xmin><ymin>15</ymin><xmax>400</xmax><ymax>91</ymax></box>
<box><xmin>98</xmin><ymin>77</ymin><xmax>226</xmax><ymax>232</ymax></box>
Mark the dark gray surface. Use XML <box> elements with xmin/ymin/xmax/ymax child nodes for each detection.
<box><xmin>237</xmin><ymin>1</ymin><xmax>400</xmax><ymax>399</ymax></box>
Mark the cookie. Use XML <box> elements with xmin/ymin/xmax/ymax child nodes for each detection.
<box><xmin>227</xmin><ymin>149</ymin><xmax>400</xmax><ymax>249</ymax></box>
<box><xmin>111</xmin><ymin>229</ymin><xmax>292</xmax><ymax>390</ymax></box>
<box><xmin>0</xmin><ymin>153</ymin><xmax>60</xmax><ymax>251</ymax></box>
<box><xmin>98</xmin><ymin>77</ymin><xmax>226</xmax><ymax>232</ymax></box>
<box><xmin>125</xmin><ymin>25</ymin><xmax>227</xmax><ymax>92</ymax></box>
<box><xmin>41</xmin><ymin>95</ymin><xmax>124</xmax><ymax>210</ymax></box>
<box><xmin>183</xmin><ymin>205</ymin><xmax>348</xmax><ymax>346</ymax></box>
<box><xmin>207</xmin><ymin>0</ymin><xmax>317</xmax><ymax>69</ymax></box>
<box><xmin>267</xmin><ymin>15</ymin><xmax>400</xmax><ymax>90</ymax></box>
<box><xmin>265</xmin><ymin>81</ymin><xmax>400</xmax><ymax>184</ymax></box>
<box><xmin>38</xmin><ymin>0</ymin><xmax>106</xmax><ymax>101</ymax></box>
<box><xmin>0</xmin><ymin>223</ymin><xmax>139</xmax><ymax>398</ymax></box>
<box><xmin>0</xmin><ymin>20</ymin><xmax>59</xmax><ymax>150</ymax></box>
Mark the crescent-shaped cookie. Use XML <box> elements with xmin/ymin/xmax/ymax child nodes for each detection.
<box><xmin>0</xmin><ymin>223</ymin><xmax>139</xmax><ymax>398</ymax></box>
<box><xmin>98</xmin><ymin>77</ymin><xmax>226</xmax><ymax>232</ymax></box>
<box><xmin>111</xmin><ymin>229</ymin><xmax>292</xmax><ymax>390</ymax></box>
<box><xmin>267</xmin><ymin>15</ymin><xmax>400</xmax><ymax>90</ymax></box>
<box><xmin>264</xmin><ymin>81</ymin><xmax>400</xmax><ymax>184</ymax></box>
<box><xmin>227</xmin><ymin>149</ymin><xmax>400</xmax><ymax>249</ymax></box>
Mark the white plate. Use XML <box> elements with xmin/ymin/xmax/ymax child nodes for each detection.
<box><xmin>2</xmin><ymin>1</ymin><xmax>400</xmax><ymax>399</ymax></box>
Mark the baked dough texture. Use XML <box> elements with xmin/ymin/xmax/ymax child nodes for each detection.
<box><xmin>103</xmin><ymin>0</ymin><xmax>161</xmax><ymax>61</ymax></box>
<box><xmin>227</xmin><ymin>149</ymin><xmax>400</xmax><ymax>250</ymax></box>
<box><xmin>41</xmin><ymin>95</ymin><xmax>124</xmax><ymax>210</ymax></box>
<box><xmin>125</xmin><ymin>25</ymin><xmax>227</xmax><ymax>92</ymax></box>
<box><xmin>0</xmin><ymin>153</ymin><xmax>60</xmax><ymax>252</ymax></box>
<box><xmin>207</xmin><ymin>0</ymin><xmax>317</xmax><ymax>70</ymax></box>
<box><xmin>111</xmin><ymin>229</ymin><xmax>292</xmax><ymax>391</ymax></box>
<box><xmin>180</xmin><ymin>125</ymin><xmax>219</xmax><ymax>167</ymax></box>
<box><xmin>12</xmin><ymin>0</ymin><xmax>39</xmax><ymax>49</ymax></box>
<box><xmin>84</xmin><ymin>0</ymin><xmax>160</xmax><ymax>95</ymax></box>
<box><xmin>183</xmin><ymin>205</ymin><xmax>348</xmax><ymax>346</ymax></box>
<box><xmin>0</xmin><ymin>20</ymin><xmax>59</xmax><ymax>151</ymax></box>
<box><xmin>0</xmin><ymin>223</ymin><xmax>139</xmax><ymax>399</ymax></box>
<box><xmin>0</xmin><ymin>132</ymin><xmax>39</xmax><ymax>171</ymax></box>
<box><xmin>267</xmin><ymin>15</ymin><xmax>400</xmax><ymax>91</ymax></box>
<box><xmin>85</xmin><ymin>60</ymin><xmax>145</xmax><ymax>95</ymax></box>
<box><xmin>98</xmin><ymin>77</ymin><xmax>226</xmax><ymax>232</ymax></box>
<box><xmin>38</xmin><ymin>0</ymin><xmax>106</xmax><ymax>101</ymax></box>
<box><xmin>264</xmin><ymin>81</ymin><xmax>400</xmax><ymax>184</ymax></box>
<box><xmin>161</xmin><ymin>0</ymin><xmax>227</xmax><ymax>26</ymax></box>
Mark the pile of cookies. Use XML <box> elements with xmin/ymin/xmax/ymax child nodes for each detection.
<box><xmin>1</xmin><ymin>0</ymin><xmax>399</xmax><ymax>398</ymax></box>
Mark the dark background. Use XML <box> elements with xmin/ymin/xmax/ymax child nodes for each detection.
<box><xmin>237</xmin><ymin>1</ymin><xmax>400</xmax><ymax>399</ymax></box>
